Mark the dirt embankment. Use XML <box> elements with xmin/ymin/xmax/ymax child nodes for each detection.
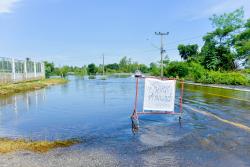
<box><xmin>0</xmin><ymin>78</ymin><xmax>68</xmax><ymax>96</ymax></box>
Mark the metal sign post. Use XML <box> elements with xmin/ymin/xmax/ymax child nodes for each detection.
<box><xmin>131</xmin><ymin>76</ymin><xmax>184</xmax><ymax>133</ymax></box>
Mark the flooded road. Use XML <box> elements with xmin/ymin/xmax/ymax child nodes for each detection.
<box><xmin>0</xmin><ymin>77</ymin><xmax>250</xmax><ymax>167</ymax></box>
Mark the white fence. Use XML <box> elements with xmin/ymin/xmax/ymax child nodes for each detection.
<box><xmin>0</xmin><ymin>57</ymin><xmax>45</xmax><ymax>84</ymax></box>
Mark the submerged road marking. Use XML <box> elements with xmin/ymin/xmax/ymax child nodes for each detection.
<box><xmin>184</xmin><ymin>104</ymin><xmax>250</xmax><ymax>132</ymax></box>
<box><xmin>206</xmin><ymin>93</ymin><xmax>250</xmax><ymax>102</ymax></box>
<box><xmin>185</xmin><ymin>88</ymin><xmax>250</xmax><ymax>102</ymax></box>
<box><xmin>184</xmin><ymin>82</ymin><xmax>250</xmax><ymax>92</ymax></box>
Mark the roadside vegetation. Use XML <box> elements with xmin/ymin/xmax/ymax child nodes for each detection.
<box><xmin>164</xmin><ymin>62</ymin><xmax>249</xmax><ymax>85</ymax></box>
<box><xmin>45</xmin><ymin>8</ymin><xmax>249</xmax><ymax>86</ymax></box>
<box><xmin>0</xmin><ymin>138</ymin><xmax>79</xmax><ymax>153</ymax></box>
<box><xmin>0</xmin><ymin>78</ymin><xmax>68</xmax><ymax>96</ymax></box>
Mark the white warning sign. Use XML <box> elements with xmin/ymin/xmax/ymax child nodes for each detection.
<box><xmin>143</xmin><ymin>78</ymin><xmax>176</xmax><ymax>112</ymax></box>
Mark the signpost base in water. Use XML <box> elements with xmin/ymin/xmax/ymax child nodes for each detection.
<box><xmin>131</xmin><ymin>76</ymin><xmax>184</xmax><ymax>133</ymax></box>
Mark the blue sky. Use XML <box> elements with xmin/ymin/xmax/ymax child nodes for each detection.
<box><xmin>0</xmin><ymin>0</ymin><xmax>249</xmax><ymax>66</ymax></box>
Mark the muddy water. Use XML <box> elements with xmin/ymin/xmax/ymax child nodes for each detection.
<box><xmin>0</xmin><ymin>77</ymin><xmax>249</xmax><ymax>166</ymax></box>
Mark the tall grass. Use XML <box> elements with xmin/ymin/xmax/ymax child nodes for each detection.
<box><xmin>0</xmin><ymin>78</ymin><xmax>68</xmax><ymax>96</ymax></box>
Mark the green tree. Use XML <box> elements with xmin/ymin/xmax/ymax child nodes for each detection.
<box><xmin>149</xmin><ymin>63</ymin><xmax>160</xmax><ymax>76</ymax></box>
<box><xmin>97</xmin><ymin>64</ymin><xmax>104</xmax><ymax>74</ymax></box>
<box><xmin>44</xmin><ymin>61</ymin><xmax>55</xmax><ymax>78</ymax></box>
<box><xmin>105</xmin><ymin>63</ymin><xmax>119</xmax><ymax>71</ymax></box>
<box><xmin>87</xmin><ymin>63</ymin><xmax>97</xmax><ymax>75</ymax></box>
<box><xmin>59</xmin><ymin>66</ymin><xmax>70</xmax><ymax>78</ymax></box>
<box><xmin>139</xmin><ymin>64</ymin><xmax>149</xmax><ymax>73</ymax></box>
<box><xmin>209</xmin><ymin>7</ymin><xmax>244</xmax><ymax>29</ymax></box>
<box><xmin>178</xmin><ymin>44</ymin><xmax>199</xmax><ymax>61</ymax></box>
<box><xmin>74</xmin><ymin>66</ymin><xmax>87</xmax><ymax>76</ymax></box>
<box><xmin>234</xmin><ymin>19</ymin><xmax>250</xmax><ymax>66</ymax></box>
<box><xmin>246</xmin><ymin>55</ymin><xmax>250</xmax><ymax>68</ymax></box>
<box><xmin>201</xmin><ymin>8</ymin><xmax>245</xmax><ymax>70</ymax></box>
<box><xmin>165</xmin><ymin>61</ymin><xmax>189</xmax><ymax>78</ymax></box>
<box><xmin>129</xmin><ymin>62</ymin><xmax>136</xmax><ymax>73</ymax></box>
<box><xmin>119</xmin><ymin>56</ymin><xmax>129</xmax><ymax>72</ymax></box>
<box><xmin>201</xmin><ymin>34</ymin><xmax>218</xmax><ymax>70</ymax></box>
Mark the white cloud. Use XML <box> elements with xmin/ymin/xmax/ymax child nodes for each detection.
<box><xmin>0</xmin><ymin>0</ymin><xmax>20</xmax><ymax>13</ymax></box>
<box><xmin>191</xmin><ymin>0</ymin><xmax>250</xmax><ymax>20</ymax></box>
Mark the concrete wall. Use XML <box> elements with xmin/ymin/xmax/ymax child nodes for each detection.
<box><xmin>0</xmin><ymin>73</ymin><xmax>12</xmax><ymax>84</ymax></box>
<box><xmin>0</xmin><ymin>58</ymin><xmax>45</xmax><ymax>84</ymax></box>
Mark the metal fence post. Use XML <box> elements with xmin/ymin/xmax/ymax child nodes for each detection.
<box><xmin>34</xmin><ymin>61</ymin><xmax>37</xmax><ymax>78</ymax></box>
<box><xmin>41</xmin><ymin>62</ymin><xmax>45</xmax><ymax>78</ymax></box>
<box><xmin>24</xmin><ymin>60</ymin><xmax>27</xmax><ymax>80</ymax></box>
<box><xmin>12</xmin><ymin>58</ymin><xmax>16</xmax><ymax>82</ymax></box>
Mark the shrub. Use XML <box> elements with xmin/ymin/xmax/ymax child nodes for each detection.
<box><xmin>197</xmin><ymin>71</ymin><xmax>249</xmax><ymax>85</ymax></box>
<box><xmin>165</xmin><ymin>61</ymin><xmax>189</xmax><ymax>78</ymax></box>
<box><xmin>187</xmin><ymin>62</ymin><xmax>206</xmax><ymax>82</ymax></box>
<box><xmin>106</xmin><ymin>68</ymin><xmax>117</xmax><ymax>74</ymax></box>
<box><xmin>154</xmin><ymin>60</ymin><xmax>249</xmax><ymax>86</ymax></box>
<box><xmin>241</xmin><ymin>69</ymin><xmax>250</xmax><ymax>74</ymax></box>
<box><xmin>150</xmin><ymin>63</ymin><xmax>160</xmax><ymax>76</ymax></box>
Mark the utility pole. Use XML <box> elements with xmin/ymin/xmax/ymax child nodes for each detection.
<box><xmin>102</xmin><ymin>53</ymin><xmax>105</xmax><ymax>76</ymax></box>
<box><xmin>155</xmin><ymin>32</ymin><xmax>169</xmax><ymax>77</ymax></box>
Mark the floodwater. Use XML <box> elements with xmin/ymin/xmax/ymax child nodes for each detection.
<box><xmin>0</xmin><ymin>76</ymin><xmax>250</xmax><ymax>167</ymax></box>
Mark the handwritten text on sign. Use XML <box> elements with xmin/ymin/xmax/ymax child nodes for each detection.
<box><xmin>143</xmin><ymin>78</ymin><xmax>176</xmax><ymax>112</ymax></box>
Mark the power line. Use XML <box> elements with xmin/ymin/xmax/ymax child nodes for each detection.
<box><xmin>147</xmin><ymin>34</ymin><xmax>204</xmax><ymax>49</ymax></box>
<box><xmin>122</xmin><ymin>48</ymin><xmax>159</xmax><ymax>55</ymax></box>
<box><xmin>165</xmin><ymin>47</ymin><xmax>178</xmax><ymax>51</ymax></box>
<box><xmin>167</xmin><ymin>35</ymin><xmax>204</xmax><ymax>46</ymax></box>
<box><xmin>146</xmin><ymin>37</ymin><xmax>161</xmax><ymax>50</ymax></box>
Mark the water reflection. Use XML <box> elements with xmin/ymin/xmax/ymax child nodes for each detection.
<box><xmin>103</xmin><ymin>83</ymin><xmax>106</xmax><ymax>104</ymax></box>
<box><xmin>0</xmin><ymin>89</ymin><xmax>47</xmax><ymax>138</ymax></box>
<box><xmin>0</xmin><ymin>89</ymin><xmax>46</xmax><ymax>114</ymax></box>
<box><xmin>0</xmin><ymin>77</ymin><xmax>138</xmax><ymax>140</ymax></box>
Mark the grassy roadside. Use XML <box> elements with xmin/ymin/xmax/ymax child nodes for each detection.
<box><xmin>163</xmin><ymin>62</ymin><xmax>250</xmax><ymax>86</ymax></box>
<box><xmin>0</xmin><ymin>138</ymin><xmax>79</xmax><ymax>154</ymax></box>
<box><xmin>0</xmin><ymin>78</ymin><xmax>68</xmax><ymax>96</ymax></box>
